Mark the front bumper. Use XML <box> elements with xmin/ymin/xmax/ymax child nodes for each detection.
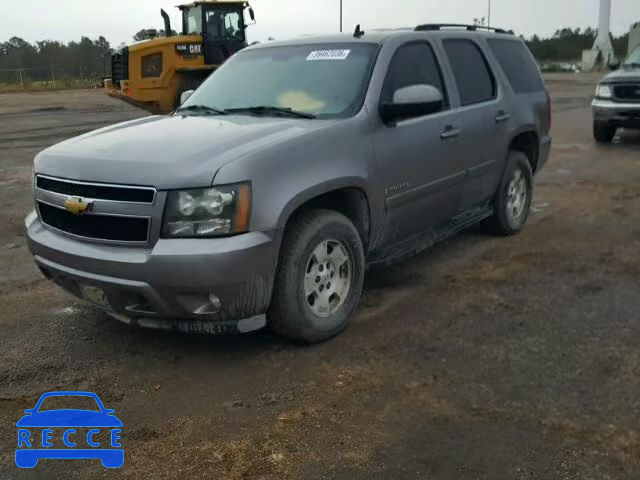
<box><xmin>592</xmin><ymin>98</ymin><xmax>640</xmax><ymax>129</ymax></box>
<box><xmin>25</xmin><ymin>211</ymin><xmax>280</xmax><ymax>334</ymax></box>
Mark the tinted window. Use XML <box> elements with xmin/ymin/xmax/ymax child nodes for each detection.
<box><xmin>205</xmin><ymin>9</ymin><xmax>244</xmax><ymax>41</ymax></box>
<box><xmin>488</xmin><ymin>39</ymin><xmax>544</xmax><ymax>93</ymax></box>
<box><xmin>381</xmin><ymin>42</ymin><xmax>447</xmax><ymax>106</ymax></box>
<box><xmin>443</xmin><ymin>40</ymin><xmax>496</xmax><ymax>106</ymax></box>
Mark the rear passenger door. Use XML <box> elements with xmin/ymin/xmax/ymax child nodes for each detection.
<box><xmin>373</xmin><ymin>41</ymin><xmax>466</xmax><ymax>245</ymax></box>
<box><xmin>441</xmin><ymin>38</ymin><xmax>510</xmax><ymax>210</ymax></box>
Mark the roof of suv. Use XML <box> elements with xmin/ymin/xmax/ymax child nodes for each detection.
<box><xmin>247</xmin><ymin>25</ymin><xmax>516</xmax><ymax>51</ymax></box>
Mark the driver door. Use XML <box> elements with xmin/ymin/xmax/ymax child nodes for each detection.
<box><xmin>373</xmin><ymin>41</ymin><xmax>467</xmax><ymax>246</ymax></box>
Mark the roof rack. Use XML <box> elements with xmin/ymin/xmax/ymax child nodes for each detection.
<box><xmin>415</xmin><ymin>24</ymin><xmax>512</xmax><ymax>34</ymax></box>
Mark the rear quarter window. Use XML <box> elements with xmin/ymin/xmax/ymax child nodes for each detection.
<box><xmin>488</xmin><ymin>39</ymin><xmax>545</xmax><ymax>94</ymax></box>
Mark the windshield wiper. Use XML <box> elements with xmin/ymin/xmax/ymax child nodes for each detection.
<box><xmin>175</xmin><ymin>104</ymin><xmax>227</xmax><ymax>115</ymax></box>
<box><xmin>224</xmin><ymin>106</ymin><xmax>316</xmax><ymax>119</ymax></box>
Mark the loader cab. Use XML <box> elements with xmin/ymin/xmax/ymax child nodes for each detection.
<box><xmin>180</xmin><ymin>1</ymin><xmax>254</xmax><ymax>65</ymax></box>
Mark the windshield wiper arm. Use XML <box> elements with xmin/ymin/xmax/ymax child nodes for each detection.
<box><xmin>224</xmin><ymin>106</ymin><xmax>316</xmax><ymax>119</ymax></box>
<box><xmin>175</xmin><ymin>104</ymin><xmax>227</xmax><ymax>115</ymax></box>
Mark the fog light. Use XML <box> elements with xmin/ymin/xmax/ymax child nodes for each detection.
<box><xmin>177</xmin><ymin>293</ymin><xmax>222</xmax><ymax>316</ymax></box>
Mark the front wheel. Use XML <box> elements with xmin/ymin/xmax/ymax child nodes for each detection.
<box><xmin>593</xmin><ymin>122</ymin><xmax>616</xmax><ymax>143</ymax></box>
<box><xmin>484</xmin><ymin>151</ymin><xmax>533</xmax><ymax>236</ymax></box>
<box><xmin>269</xmin><ymin>209</ymin><xmax>365</xmax><ymax>343</ymax></box>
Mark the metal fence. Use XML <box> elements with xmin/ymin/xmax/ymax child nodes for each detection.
<box><xmin>0</xmin><ymin>66</ymin><xmax>107</xmax><ymax>91</ymax></box>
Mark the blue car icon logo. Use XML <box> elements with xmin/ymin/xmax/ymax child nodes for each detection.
<box><xmin>16</xmin><ymin>391</ymin><xmax>123</xmax><ymax>468</ymax></box>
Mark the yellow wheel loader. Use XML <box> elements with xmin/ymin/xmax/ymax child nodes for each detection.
<box><xmin>106</xmin><ymin>0</ymin><xmax>255</xmax><ymax>114</ymax></box>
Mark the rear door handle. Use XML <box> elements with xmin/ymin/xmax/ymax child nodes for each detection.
<box><xmin>440</xmin><ymin>126</ymin><xmax>461</xmax><ymax>140</ymax></box>
<box><xmin>496</xmin><ymin>111</ymin><xmax>511</xmax><ymax>123</ymax></box>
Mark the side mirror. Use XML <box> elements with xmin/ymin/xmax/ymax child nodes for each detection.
<box><xmin>105</xmin><ymin>409</ymin><xmax>115</xmax><ymax>415</ymax></box>
<box><xmin>609</xmin><ymin>62</ymin><xmax>620</xmax><ymax>71</ymax></box>
<box><xmin>180</xmin><ymin>90</ymin><xmax>195</xmax><ymax>106</ymax></box>
<box><xmin>24</xmin><ymin>409</ymin><xmax>34</xmax><ymax>414</ymax></box>
<box><xmin>249</xmin><ymin>7</ymin><xmax>256</xmax><ymax>22</ymax></box>
<box><xmin>380</xmin><ymin>84</ymin><xmax>444</xmax><ymax>124</ymax></box>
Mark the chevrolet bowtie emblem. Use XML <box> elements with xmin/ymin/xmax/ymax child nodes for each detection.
<box><xmin>64</xmin><ymin>197</ymin><xmax>92</xmax><ymax>215</ymax></box>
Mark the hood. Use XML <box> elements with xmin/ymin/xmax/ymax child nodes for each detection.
<box><xmin>16</xmin><ymin>410</ymin><xmax>123</xmax><ymax>428</ymax></box>
<box><xmin>35</xmin><ymin>114</ymin><xmax>335</xmax><ymax>189</ymax></box>
<box><xmin>601</xmin><ymin>67</ymin><xmax>640</xmax><ymax>84</ymax></box>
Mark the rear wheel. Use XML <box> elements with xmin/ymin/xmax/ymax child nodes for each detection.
<box><xmin>593</xmin><ymin>122</ymin><xmax>616</xmax><ymax>143</ymax></box>
<box><xmin>269</xmin><ymin>209</ymin><xmax>365</xmax><ymax>343</ymax></box>
<box><xmin>485</xmin><ymin>151</ymin><xmax>533</xmax><ymax>236</ymax></box>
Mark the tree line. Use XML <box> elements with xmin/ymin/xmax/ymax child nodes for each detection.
<box><xmin>0</xmin><ymin>36</ymin><xmax>112</xmax><ymax>86</ymax></box>
<box><xmin>0</xmin><ymin>26</ymin><xmax>634</xmax><ymax>87</ymax></box>
<box><xmin>525</xmin><ymin>27</ymin><xmax>629</xmax><ymax>62</ymax></box>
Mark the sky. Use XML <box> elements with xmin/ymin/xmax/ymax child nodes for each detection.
<box><xmin>1</xmin><ymin>0</ymin><xmax>638</xmax><ymax>46</ymax></box>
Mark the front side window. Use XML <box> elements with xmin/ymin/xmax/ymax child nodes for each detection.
<box><xmin>185</xmin><ymin>43</ymin><xmax>379</xmax><ymax>118</ymax></box>
<box><xmin>381</xmin><ymin>42</ymin><xmax>447</xmax><ymax>106</ymax></box>
<box><xmin>444</xmin><ymin>39</ymin><xmax>496</xmax><ymax>106</ymax></box>
<box><xmin>184</xmin><ymin>6</ymin><xmax>202</xmax><ymax>35</ymax></box>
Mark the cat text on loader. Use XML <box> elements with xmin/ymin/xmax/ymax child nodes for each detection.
<box><xmin>106</xmin><ymin>0</ymin><xmax>255</xmax><ymax>114</ymax></box>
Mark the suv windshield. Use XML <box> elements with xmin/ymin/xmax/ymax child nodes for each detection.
<box><xmin>623</xmin><ymin>46</ymin><xmax>640</xmax><ymax>67</ymax></box>
<box><xmin>38</xmin><ymin>395</ymin><xmax>101</xmax><ymax>412</ymax></box>
<box><xmin>184</xmin><ymin>43</ymin><xmax>379</xmax><ymax>118</ymax></box>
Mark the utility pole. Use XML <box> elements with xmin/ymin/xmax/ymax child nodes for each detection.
<box><xmin>340</xmin><ymin>0</ymin><xmax>343</xmax><ymax>32</ymax></box>
<box><xmin>18</xmin><ymin>67</ymin><xmax>24</xmax><ymax>89</ymax></box>
<box><xmin>51</xmin><ymin>61</ymin><xmax>56</xmax><ymax>89</ymax></box>
<box><xmin>487</xmin><ymin>0</ymin><xmax>492</xmax><ymax>28</ymax></box>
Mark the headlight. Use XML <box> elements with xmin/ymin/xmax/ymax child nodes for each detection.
<box><xmin>162</xmin><ymin>183</ymin><xmax>251</xmax><ymax>238</ymax></box>
<box><xmin>595</xmin><ymin>84</ymin><xmax>612</xmax><ymax>99</ymax></box>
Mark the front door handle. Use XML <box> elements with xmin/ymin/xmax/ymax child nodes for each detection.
<box><xmin>440</xmin><ymin>126</ymin><xmax>461</xmax><ymax>140</ymax></box>
<box><xmin>496</xmin><ymin>111</ymin><xmax>511</xmax><ymax>123</ymax></box>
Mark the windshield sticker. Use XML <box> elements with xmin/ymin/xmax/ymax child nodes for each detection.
<box><xmin>306</xmin><ymin>49</ymin><xmax>351</xmax><ymax>61</ymax></box>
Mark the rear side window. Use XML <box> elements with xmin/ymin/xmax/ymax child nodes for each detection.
<box><xmin>488</xmin><ymin>39</ymin><xmax>544</xmax><ymax>93</ymax></box>
<box><xmin>381</xmin><ymin>42</ymin><xmax>448</xmax><ymax>107</ymax></box>
<box><xmin>443</xmin><ymin>39</ymin><xmax>496</xmax><ymax>106</ymax></box>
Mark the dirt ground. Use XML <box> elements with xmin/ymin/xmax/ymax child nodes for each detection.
<box><xmin>0</xmin><ymin>75</ymin><xmax>639</xmax><ymax>479</ymax></box>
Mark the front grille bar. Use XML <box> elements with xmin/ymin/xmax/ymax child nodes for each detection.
<box><xmin>36</xmin><ymin>175</ymin><xmax>156</xmax><ymax>204</ymax></box>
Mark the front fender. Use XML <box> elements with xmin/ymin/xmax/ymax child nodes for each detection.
<box><xmin>213</xmin><ymin>115</ymin><xmax>376</xmax><ymax>234</ymax></box>
<box><xmin>275</xmin><ymin>177</ymin><xmax>371</xmax><ymax>230</ymax></box>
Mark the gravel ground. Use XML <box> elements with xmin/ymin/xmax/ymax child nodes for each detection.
<box><xmin>0</xmin><ymin>75</ymin><xmax>639</xmax><ymax>479</ymax></box>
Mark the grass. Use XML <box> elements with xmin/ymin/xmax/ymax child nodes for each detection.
<box><xmin>0</xmin><ymin>77</ymin><xmax>103</xmax><ymax>92</ymax></box>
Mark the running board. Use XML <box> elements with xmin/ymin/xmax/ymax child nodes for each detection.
<box><xmin>367</xmin><ymin>205</ymin><xmax>493</xmax><ymax>267</ymax></box>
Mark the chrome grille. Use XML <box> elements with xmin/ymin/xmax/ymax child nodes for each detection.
<box><xmin>614</xmin><ymin>84</ymin><xmax>640</xmax><ymax>101</ymax></box>
<box><xmin>35</xmin><ymin>175</ymin><xmax>157</xmax><ymax>244</ymax></box>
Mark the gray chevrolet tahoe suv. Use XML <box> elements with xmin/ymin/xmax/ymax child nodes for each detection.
<box><xmin>592</xmin><ymin>45</ymin><xmax>640</xmax><ymax>142</ymax></box>
<box><xmin>26</xmin><ymin>24</ymin><xmax>551</xmax><ymax>343</ymax></box>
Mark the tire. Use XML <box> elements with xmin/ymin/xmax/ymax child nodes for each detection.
<box><xmin>593</xmin><ymin>122</ymin><xmax>616</xmax><ymax>143</ymax></box>
<box><xmin>484</xmin><ymin>151</ymin><xmax>533</xmax><ymax>236</ymax></box>
<box><xmin>269</xmin><ymin>209</ymin><xmax>365</xmax><ymax>343</ymax></box>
